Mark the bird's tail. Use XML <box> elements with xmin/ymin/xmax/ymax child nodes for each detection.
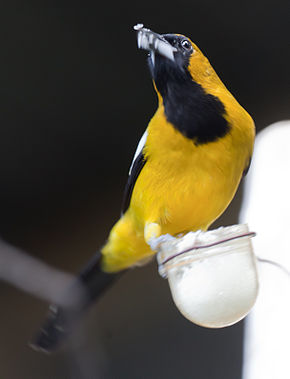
<box><xmin>31</xmin><ymin>251</ymin><xmax>121</xmax><ymax>353</ymax></box>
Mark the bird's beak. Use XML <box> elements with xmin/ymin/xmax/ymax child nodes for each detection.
<box><xmin>134</xmin><ymin>24</ymin><xmax>177</xmax><ymax>65</ymax></box>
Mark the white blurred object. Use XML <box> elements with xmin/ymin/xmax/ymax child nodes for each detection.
<box><xmin>0</xmin><ymin>238</ymin><xmax>85</xmax><ymax>308</ymax></box>
<box><xmin>157</xmin><ymin>224</ymin><xmax>258</xmax><ymax>328</ymax></box>
<box><xmin>240</xmin><ymin>120</ymin><xmax>290</xmax><ymax>379</ymax></box>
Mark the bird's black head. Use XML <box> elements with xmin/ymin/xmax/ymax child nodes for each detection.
<box><xmin>135</xmin><ymin>25</ymin><xmax>230</xmax><ymax>144</ymax></box>
<box><xmin>147</xmin><ymin>34</ymin><xmax>194</xmax><ymax>90</ymax></box>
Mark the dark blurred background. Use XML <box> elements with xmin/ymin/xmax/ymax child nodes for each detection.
<box><xmin>0</xmin><ymin>0</ymin><xmax>289</xmax><ymax>378</ymax></box>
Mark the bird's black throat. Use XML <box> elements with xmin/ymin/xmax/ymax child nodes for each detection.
<box><xmin>149</xmin><ymin>55</ymin><xmax>230</xmax><ymax>144</ymax></box>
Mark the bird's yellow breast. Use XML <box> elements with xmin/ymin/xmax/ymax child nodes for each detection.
<box><xmin>101</xmin><ymin>96</ymin><xmax>254</xmax><ymax>272</ymax></box>
<box><xmin>134</xmin><ymin>102</ymin><xmax>254</xmax><ymax>232</ymax></box>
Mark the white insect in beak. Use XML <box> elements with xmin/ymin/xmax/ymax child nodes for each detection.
<box><xmin>150</xmin><ymin>50</ymin><xmax>155</xmax><ymax>66</ymax></box>
<box><xmin>134</xmin><ymin>24</ymin><xmax>177</xmax><ymax>64</ymax></box>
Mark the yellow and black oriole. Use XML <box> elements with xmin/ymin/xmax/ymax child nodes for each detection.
<box><xmin>34</xmin><ymin>26</ymin><xmax>255</xmax><ymax>352</ymax></box>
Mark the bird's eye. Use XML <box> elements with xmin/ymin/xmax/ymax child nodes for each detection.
<box><xmin>181</xmin><ymin>39</ymin><xmax>192</xmax><ymax>52</ymax></box>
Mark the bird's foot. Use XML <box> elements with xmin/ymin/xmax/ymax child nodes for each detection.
<box><xmin>148</xmin><ymin>234</ymin><xmax>176</xmax><ymax>252</ymax></box>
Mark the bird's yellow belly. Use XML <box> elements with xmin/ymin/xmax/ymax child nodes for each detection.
<box><xmin>134</xmin><ymin>157</ymin><xmax>241</xmax><ymax>234</ymax></box>
<box><xmin>101</xmin><ymin>146</ymin><xmax>244</xmax><ymax>272</ymax></box>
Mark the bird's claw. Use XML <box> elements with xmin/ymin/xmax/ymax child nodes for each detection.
<box><xmin>148</xmin><ymin>234</ymin><xmax>176</xmax><ymax>251</ymax></box>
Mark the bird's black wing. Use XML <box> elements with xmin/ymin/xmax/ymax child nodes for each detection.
<box><xmin>121</xmin><ymin>130</ymin><xmax>148</xmax><ymax>214</ymax></box>
<box><xmin>121</xmin><ymin>150</ymin><xmax>146</xmax><ymax>214</ymax></box>
<box><xmin>243</xmin><ymin>157</ymin><xmax>252</xmax><ymax>177</ymax></box>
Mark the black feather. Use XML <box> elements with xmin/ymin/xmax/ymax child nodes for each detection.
<box><xmin>121</xmin><ymin>150</ymin><xmax>146</xmax><ymax>214</ymax></box>
<box><xmin>243</xmin><ymin>157</ymin><xmax>252</xmax><ymax>177</ymax></box>
<box><xmin>148</xmin><ymin>34</ymin><xmax>230</xmax><ymax>145</ymax></box>
<box><xmin>31</xmin><ymin>251</ymin><xmax>121</xmax><ymax>352</ymax></box>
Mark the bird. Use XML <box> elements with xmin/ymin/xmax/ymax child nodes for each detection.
<box><xmin>32</xmin><ymin>25</ymin><xmax>255</xmax><ymax>352</ymax></box>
